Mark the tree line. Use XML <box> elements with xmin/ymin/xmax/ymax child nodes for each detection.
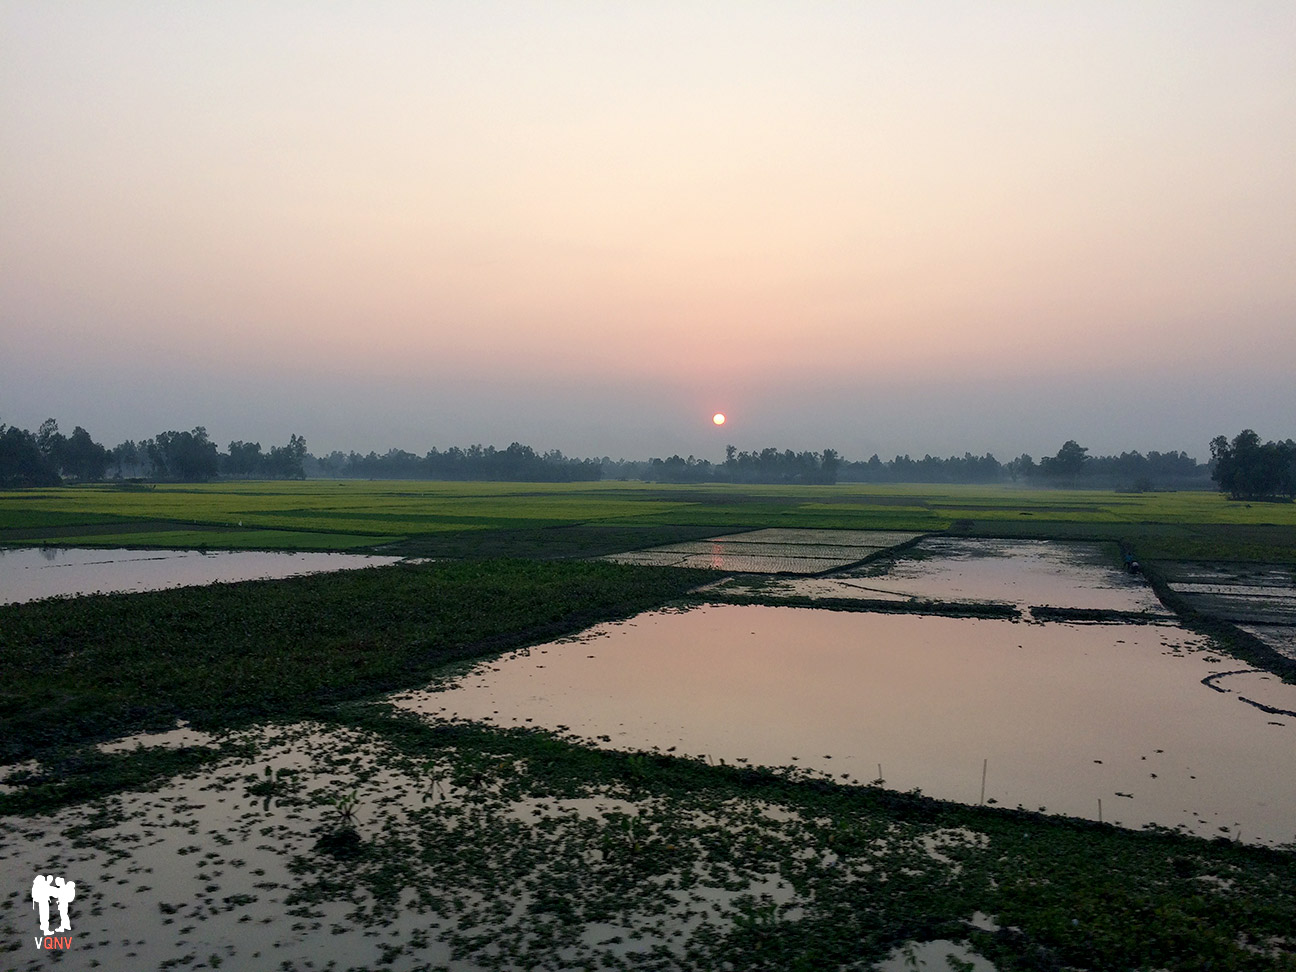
<box><xmin>622</xmin><ymin>441</ymin><xmax>1208</xmax><ymax>490</ymax></box>
<box><xmin>0</xmin><ymin>420</ymin><xmax>308</xmax><ymax>487</ymax></box>
<box><xmin>2</xmin><ymin>416</ymin><xmax>1290</xmax><ymax>498</ymax></box>
<box><xmin>314</xmin><ymin>443</ymin><xmax>601</xmax><ymax>482</ymax></box>
<box><xmin>605</xmin><ymin>447</ymin><xmax>841</xmax><ymax>485</ymax></box>
<box><xmin>1209</xmin><ymin>430</ymin><xmax>1296</xmax><ymax>500</ymax></box>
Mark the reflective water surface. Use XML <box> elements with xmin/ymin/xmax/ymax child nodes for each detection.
<box><xmin>717</xmin><ymin>538</ymin><xmax>1170</xmax><ymax>615</ymax></box>
<box><xmin>397</xmin><ymin>604</ymin><xmax>1296</xmax><ymax>845</ymax></box>
<box><xmin>0</xmin><ymin>546</ymin><xmax>402</xmax><ymax>604</ymax></box>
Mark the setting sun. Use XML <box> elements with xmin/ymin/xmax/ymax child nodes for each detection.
<box><xmin>712</xmin><ymin>413</ymin><xmax>726</xmax><ymax>426</ymax></box>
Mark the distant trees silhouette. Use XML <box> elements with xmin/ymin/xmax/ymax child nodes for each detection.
<box><xmin>0</xmin><ymin>416</ymin><xmax>1228</xmax><ymax>490</ymax></box>
<box><xmin>222</xmin><ymin>435</ymin><xmax>307</xmax><ymax>479</ymax></box>
<box><xmin>1210</xmin><ymin>430</ymin><xmax>1296</xmax><ymax>501</ymax></box>
<box><xmin>0</xmin><ymin>422</ymin><xmax>60</xmax><ymax>487</ymax></box>
<box><xmin>603</xmin><ymin>447</ymin><xmax>841</xmax><ymax>485</ymax></box>
<box><xmin>316</xmin><ymin>442</ymin><xmax>601</xmax><ymax>482</ymax></box>
<box><xmin>832</xmin><ymin>444</ymin><xmax>1203</xmax><ymax>489</ymax></box>
<box><xmin>146</xmin><ymin>428</ymin><xmax>220</xmax><ymax>481</ymax></box>
<box><xmin>0</xmin><ymin>418</ymin><xmax>105</xmax><ymax>486</ymax></box>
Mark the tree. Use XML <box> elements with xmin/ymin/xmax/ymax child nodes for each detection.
<box><xmin>109</xmin><ymin>441</ymin><xmax>144</xmax><ymax>478</ymax></box>
<box><xmin>820</xmin><ymin>448</ymin><xmax>840</xmax><ymax>484</ymax></box>
<box><xmin>225</xmin><ymin>441</ymin><xmax>265</xmax><ymax>477</ymax></box>
<box><xmin>0</xmin><ymin>421</ymin><xmax>60</xmax><ymax>487</ymax></box>
<box><xmin>265</xmin><ymin>434</ymin><xmax>307</xmax><ymax>479</ymax></box>
<box><xmin>1210</xmin><ymin>430</ymin><xmax>1296</xmax><ymax>500</ymax></box>
<box><xmin>146</xmin><ymin>428</ymin><xmax>219</xmax><ymax>481</ymax></box>
<box><xmin>1038</xmin><ymin>440</ymin><xmax>1089</xmax><ymax>480</ymax></box>
<box><xmin>36</xmin><ymin>418</ymin><xmax>66</xmax><ymax>471</ymax></box>
<box><xmin>61</xmin><ymin>426</ymin><xmax>108</xmax><ymax>481</ymax></box>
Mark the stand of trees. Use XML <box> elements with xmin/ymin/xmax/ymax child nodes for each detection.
<box><xmin>0</xmin><ymin>419</ymin><xmax>310</xmax><ymax>484</ymax></box>
<box><xmin>315</xmin><ymin>443</ymin><xmax>601</xmax><ymax>482</ymax></box>
<box><xmin>224</xmin><ymin>435</ymin><xmax>308</xmax><ymax>479</ymax></box>
<box><xmin>835</xmin><ymin>442</ymin><xmax>1205</xmax><ymax>489</ymax></box>
<box><xmin>0</xmin><ymin>419</ymin><xmax>107</xmax><ymax>487</ymax></box>
<box><xmin>1210</xmin><ymin>430</ymin><xmax>1296</xmax><ymax>501</ymax></box>
<box><xmin>604</xmin><ymin>448</ymin><xmax>840</xmax><ymax>485</ymax></box>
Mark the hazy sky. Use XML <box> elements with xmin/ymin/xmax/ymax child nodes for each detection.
<box><xmin>3</xmin><ymin>2</ymin><xmax>1293</xmax><ymax>461</ymax></box>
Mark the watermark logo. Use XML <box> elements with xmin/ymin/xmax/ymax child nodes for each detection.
<box><xmin>31</xmin><ymin>874</ymin><xmax>75</xmax><ymax>950</ymax></box>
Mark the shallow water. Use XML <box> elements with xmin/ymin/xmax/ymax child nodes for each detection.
<box><xmin>604</xmin><ymin>528</ymin><xmax>921</xmax><ymax>574</ymax></box>
<box><xmin>0</xmin><ymin>722</ymin><xmax>909</xmax><ymax>971</ymax></box>
<box><xmin>728</xmin><ymin>538</ymin><xmax>1171</xmax><ymax>615</ymax></box>
<box><xmin>396</xmin><ymin>604</ymin><xmax>1296</xmax><ymax>845</ymax></box>
<box><xmin>0</xmin><ymin>547</ymin><xmax>403</xmax><ymax>604</ymax></box>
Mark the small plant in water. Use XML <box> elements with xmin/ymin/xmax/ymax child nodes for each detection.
<box><xmin>326</xmin><ymin>784</ymin><xmax>360</xmax><ymax>827</ymax></box>
<box><xmin>314</xmin><ymin>784</ymin><xmax>364</xmax><ymax>859</ymax></box>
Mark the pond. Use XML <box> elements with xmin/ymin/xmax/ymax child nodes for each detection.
<box><xmin>0</xmin><ymin>546</ymin><xmax>403</xmax><ymax>604</ymax></box>
<box><xmin>395</xmin><ymin>604</ymin><xmax>1296</xmax><ymax>845</ymax></box>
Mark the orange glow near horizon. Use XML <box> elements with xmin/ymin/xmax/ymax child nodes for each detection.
<box><xmin>1</xmin><ymin>5</ymin><xmax>1293</xmax><ymax>456</ymax></box>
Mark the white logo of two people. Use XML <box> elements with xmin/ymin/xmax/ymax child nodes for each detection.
<box><xmin>32</xmin><ymin>874</ymin><xmax>76</xmax><ymax>938</ymax></box>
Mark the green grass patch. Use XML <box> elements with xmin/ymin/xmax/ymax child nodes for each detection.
<box><xmin>5</xmin><ymin>481</ymin><xmax>1295</xmax><ymax>556</ymax></box>
<box><xmin>0</xmin><ymin>560</ymin><xmax>720</xmax><ymax>762</ymax></box>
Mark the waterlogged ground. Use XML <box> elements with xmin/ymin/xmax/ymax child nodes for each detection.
<box><xmin>3</xmin><ymin>535</ymin><xmax>1295</xmax><ymax>968</ymax></box>
<box><xmin>396</xmin><ymin>605</ymin><xmax>1296</xmax><ymax>845</ymax></box>
<box><xmin>0</xmin><ymin>719</ymin><xmax>1012</xmax><ymax>971</ymax></box>
<box><xmin>1159</xmin><ymin>561</ymin><xmax>1296</xmax><ymax>659</ymax></box>
<box><xmin>603</xmin><ymin>529</ymin><xmax>921</xmax><ymax>574</ymax></box>
<box><xmin>0</xmin><ymin>547</ymin><xmax>403</xmax><ymax>605</ymax></box>
<box><xmin>710</xmin><ymin>538</ymin><xmax>1170</xmax><ymax>617</ymax></box>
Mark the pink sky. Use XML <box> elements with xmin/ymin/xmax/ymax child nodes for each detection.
<box><xmin>2</xmin><ymin>2</ymin><xmax>1293</xmax><ymax>460</ymax></box>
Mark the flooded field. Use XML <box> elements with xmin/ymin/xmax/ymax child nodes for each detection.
<box><xmin>0</xmin><ymin>721</ymin><xmax>1007</xmax><ymax>971</ymax></box>
<box><xmin>0</xmin><ymin>546</ymin><xmax>403</xmax><ymax>604</ymax></box>
<box><xmin>395</xmin><ymin>604</ymin><xmax>1296</xmax><ymax>845</ymax></box>
<box><xmin>3</xmin><ymin>532</ymin><xmax>1295</xmax><ymax>970</ymax></box>
<box><xmin>1158</xmin><ymin>561</ymin><xmax>1296</xmax><ymax>658</ymax></box>
<box><xmin>604</xmin><ymin>528</ymin><xmax>921</xmax><ymax>574</ymax></box>
<box><xmin>712</xmin><ymin>538</ymin><xmax>1171</xmax><ymax>617</ymax></box>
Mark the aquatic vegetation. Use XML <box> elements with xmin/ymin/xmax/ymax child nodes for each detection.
<box><xmin>23</xmin><ymin>709</ymin><xmax>1280</xmax><ymax>971</ymax></box>
<box><xmin>0</xmin><ymin>559</ymin><xmax>720</xmax><ymax>762</ymax></box>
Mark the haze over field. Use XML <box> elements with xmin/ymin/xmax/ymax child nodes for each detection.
<box><xmin>2</xmin><ymin>2</ymin><xmax>1293</xmax><ymax>461</ymax></box>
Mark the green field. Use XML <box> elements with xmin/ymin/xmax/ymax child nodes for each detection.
<box><xmin>3</xmin><ymin>479</ymin><xmax>1295</xmax><ymax>561</ymax></box>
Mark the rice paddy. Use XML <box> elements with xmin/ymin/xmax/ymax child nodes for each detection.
<box><xmin>602</xmin><ymin>528</ymin><xmax>922</xmax><ymax>573</ymax></box>
<box><xmin>4</xmin><ymin>480</ymin><xmax>1296</xmax><ymax>561</ymax></box>
<box><xmin>2</xmin><ymin>481</ymin><xmax>1295</xmax><ymax>969</ymax></box>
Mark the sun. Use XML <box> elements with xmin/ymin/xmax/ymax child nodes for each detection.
<box><xmin>712</xmin><ymin>413</ymin><xmax>726</xmax><ymax>426</ymax></box>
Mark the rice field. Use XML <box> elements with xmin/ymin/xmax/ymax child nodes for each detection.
<box><xmin>3</xmin><ymin>480</ymin><xmax>1295</xmax><ymax>561</ymax></box>
<box><xmin>3</xmin><ymin>481</ymin><xmax>1295</xmax><ymax>969</ymax></box>
<box><xmin>603</xmin><ymin>529</ymin><xmax>922</xmax><ymax>574</ymax></box>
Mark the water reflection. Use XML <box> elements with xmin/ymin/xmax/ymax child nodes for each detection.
<box><xmin>0</xmin><ymin>547</ymin><xmax>402</xmax><ymax>604</ymax></box>
<box><xmin>396</xmin><ymin>604</ymin><xmax>1296</xmax><ymax>845</ymax></box>
<box><xmin>728</xmin><ymin>538</ymin><xmax>1169</xmax><ymax>615</ymax></box>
